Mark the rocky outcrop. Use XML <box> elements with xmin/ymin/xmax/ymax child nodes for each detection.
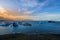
<box><xmin>0</xmin><ymin>22</ymin><xmax>11</xmax><ymax>26</ymax></box>
<box><xmin>48</xmin><ymin>21</ymin><xmax>56</xmax><ymax>23</ymax></box>
<box><xmin>23</xmin><ymin>23</ymin><xmax>32</xmax><ymax>26</ymax></box>
<box><xmin>12</xmin><ymin>22</ymin><xmax>18</xmax><ymax>27</ymax></box>
<box><xmin>18</xmin><ymin>22</ymin><xmax>22</xmax><ymax>25</ymax></box>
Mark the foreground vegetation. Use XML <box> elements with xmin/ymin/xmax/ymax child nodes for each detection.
<box><xmin>0</xmin><ymin>33</ymin><xmax>60</xmax><ymax>40</ymax></box>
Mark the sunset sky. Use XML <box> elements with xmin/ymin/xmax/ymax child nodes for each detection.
<box><xmin>0</xmin><ymin>0</ymin><xmax>60</xmax><ymax>21</ymax></box>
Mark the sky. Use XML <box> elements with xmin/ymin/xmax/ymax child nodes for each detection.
<box><xmin>0</xmin><ymin>0</ymin><xmax>60</xmax><ymax>21</ymax></box>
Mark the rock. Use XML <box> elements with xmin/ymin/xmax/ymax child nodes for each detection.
<box><xmin>0</xmin><ymin>22</ymin><xmax>11</xmax><ymax>26</ymax></box>
<box><xmin>23</xmin><ymin>23</ymin><xmax>32</xmax><ymax>26</ymax></box>
<box><xmin>48</xmin><ymin>21</ymin><xmax>56</xmax><ymax>23</ymax></box>
<box><xmin>12</xmin><ymin>22</ymin><xmax>18</xmax><ymax>27</ymax></box>
<box><xmin>18</xmin><ymin>22</ymin><xmax>22</xmax><ymax>25</ymax></box>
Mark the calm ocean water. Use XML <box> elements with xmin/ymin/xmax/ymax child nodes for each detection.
<box><xmin>0</xmin><ymin>21</ymin><xmax>60</xmax><ymax>35</ymax></box>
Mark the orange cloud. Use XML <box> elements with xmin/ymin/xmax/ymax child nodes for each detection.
<box><xmin>0</xmin><ymin>7</ymin><xmax>37</xmax><ymax>21</ymax></box>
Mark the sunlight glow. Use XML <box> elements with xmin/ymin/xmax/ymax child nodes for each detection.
<box><xmin>0</xmin><ymin>7</ymin><xmax>36</xmax><ymax>20</ymax></box>
<box><xmin>0</xmin><ymin>7</ymin><xmax>7</xmax><ymax>13</ymax></box>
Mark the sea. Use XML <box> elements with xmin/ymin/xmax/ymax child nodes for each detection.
<box><xmin>0</xmin><ymin>21</ymin><xmax>60</xmax><ymax>35</ymax></box>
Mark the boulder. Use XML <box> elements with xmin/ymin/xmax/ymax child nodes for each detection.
<box><xmin>0</xmin><ymin>22</ymin><xmax>11</xmax><ymax>26</ymax></box>
<box><xmin>23</xmin><ymin>23</ymin><xmax>32</xmax><ymax>26</ymax></box>
<box><xmin>18</xmin><ymin>22</ymin><xmax>22</xmax><ymax>25</ymax></box>
<box><xmin>12</xmin><ymin>22</ymin><xmax>18</xmax><ymax>27</ymax></box>
<box><xmin>48</xmin><ymin>21</ymin><xmax>56</xmax><ymax>23</ymax></box>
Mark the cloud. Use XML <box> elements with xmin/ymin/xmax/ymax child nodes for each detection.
<box><xmin>0</xmin><ymin>7</ymin><xmax>60</xmax><ymax>21</ymax></box>
<box><xmin>0</xmin><ymin>7</ymin><xmax>39</xmax><ymax>20</ymax></box>
<box><xmin>13</xmin><ymin>0</ymin><xmax>60</xmax><ymax>21</ymax></box>
<box><xmin>19</xmin><ymin>0</ymin><xmax>39</xmax><ymax>7</ymax></box>
<box><xmin>32</xmin><ymin>0</ymin><xmax>49</xmax><ymax>11</ymax></box>
<box><xmin>18</xmin><ymin>9</ymin><xmax>33</xmax><ymax>15</ymax></box>
<box><xmin>0</xmin><ymin>0</ymin><xmax>60</xmax><ymax>21</ymax></box>
<box><xmin>43</xmin><ymin>0</ymin><xmax>60</xmax><ymax>11</ymax></box>
<box><xmin>35</xmin><ymin>12</ymin><xmax>60</xmax><ymax>21</ymax></box>
<box><xmin>15</xmin><ymin>0</ymin><xmax>49</xmax><ymax>15</ymax></box>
